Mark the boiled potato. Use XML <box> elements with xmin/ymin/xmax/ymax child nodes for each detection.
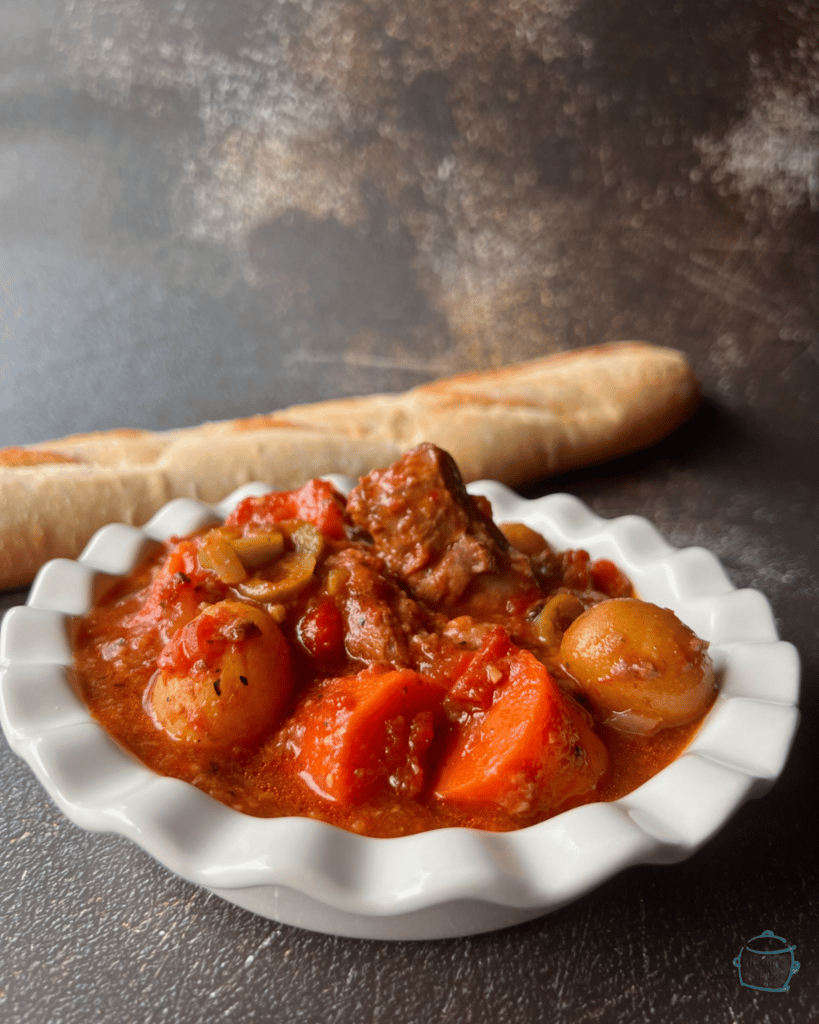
<box><xmin>559</xmin><ymin>598</ymin><xmax>714</xmax><ymax>735</ymax></box>
<box><xmin>148</xmin><ymin>600</ymin><xmax>293</xmax><ymax>747</ymax></box>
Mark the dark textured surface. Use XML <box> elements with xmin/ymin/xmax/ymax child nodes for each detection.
<box><xmin>1</xmin><ymin>0</ymin><xmax>817</xmax><ymax>1021</ymax></box>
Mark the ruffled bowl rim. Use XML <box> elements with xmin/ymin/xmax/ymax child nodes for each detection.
<box><xmin>0</xmin><ymin>480</ymin><xmax>800</xmax><ymax>939</ymax></box>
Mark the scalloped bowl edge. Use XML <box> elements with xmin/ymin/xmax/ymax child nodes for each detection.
<box><xmin>0</xmin><ymin>481</ymin><xmax>800</xmax><ymax>939</ymax></box>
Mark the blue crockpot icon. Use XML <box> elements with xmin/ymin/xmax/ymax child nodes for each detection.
<box><xmin>734</xmin><ymin>930</ymin><xmax>800</xmax><ymax>992</ymax></box>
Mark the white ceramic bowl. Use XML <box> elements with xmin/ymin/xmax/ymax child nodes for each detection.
<box><xmin>0</xmin><ymin>480</ymin><xmax>800</xmax><ymax>940</ymax></box>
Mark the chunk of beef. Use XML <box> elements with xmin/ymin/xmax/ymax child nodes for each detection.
<box><xmin>323</xmin><ymin>547</ymin><xmax>436</xmax><ymax>668</ymax></box>
<box><xmin>346</xmin><ymin>444</ymin><xmax>513</xmax><ymax>608</ymax></box>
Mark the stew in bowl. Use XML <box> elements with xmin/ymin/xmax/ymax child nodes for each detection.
<box><xmin>0</xmin><ymin>445</ymin><xmax>799</xmax><ymax>938</ymax></box>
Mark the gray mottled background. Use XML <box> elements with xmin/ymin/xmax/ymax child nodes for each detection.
<box><xmin>1</xmin><ymin>1</ymin><xmax>817</xmax><ymax>1022</ymax></box>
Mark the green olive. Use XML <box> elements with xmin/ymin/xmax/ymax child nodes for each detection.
<box><xmin>534</xmin><ymin>591</ymin><xmax>584</xmax><ymax>647</ymax></box>
<box><xmin>236</xmin><ymin>551</ymin><xmax>317</xmax><ymax>603</ymax></box>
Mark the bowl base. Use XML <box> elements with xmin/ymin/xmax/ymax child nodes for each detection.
<box><xmin>207</xmin><ymin>884</ymin><xmax>543</xmax><ymax>941</ymax></box>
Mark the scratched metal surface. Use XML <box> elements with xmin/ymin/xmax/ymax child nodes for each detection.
<box><xmin>0</xmin><ymin>0</ymin><xmax>817</xmax><ymax>1022</ymax></box>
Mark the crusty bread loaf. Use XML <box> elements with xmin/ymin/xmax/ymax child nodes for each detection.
<box><xmin>0</xmin><ymin>341</ymin><xmax>699</xmax><ymax>588</ymax></box>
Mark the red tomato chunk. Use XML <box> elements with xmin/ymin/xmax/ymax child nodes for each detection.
<box><xmin>225</xmin><ymin>478</ymin><xmax>347</xmax><ymax>539</ymax></box>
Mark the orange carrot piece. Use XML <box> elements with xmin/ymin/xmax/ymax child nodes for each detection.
<box><xmin>291</xmin><ymin>667</ymin><xmax>445</xmax><ymax>804</ymax></box>
<box><xmin>433</xmin><ymin>650</ymin><xmax>607</xmax><ymax>819</ymax></box>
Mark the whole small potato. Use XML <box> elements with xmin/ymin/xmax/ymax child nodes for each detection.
<box><xmin>559</xmin><ymin>598</ymin><xmax>714</xmax><ymax>735</ymax></box>
<box><xmin>148</xmin><ymin>600</ymin><xmax>293</xmax><ymax>747</ymax></box>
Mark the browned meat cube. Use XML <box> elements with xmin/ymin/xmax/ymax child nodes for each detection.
<box><xmin>323</xmin><ymin>547</ymin><xmax>432</xmax><ymax>668</ymax></box>
<box><xmin>346</xmin><ymin>443</ymin><xmax>515</xmax><ymax>608</ymax></box>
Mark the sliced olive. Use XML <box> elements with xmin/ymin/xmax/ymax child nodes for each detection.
<box><xmin>237</xmin><ymin>551</ymin><xmax>317</xmax><ymax>603</ymax></box>
<box><xmin>499</xmin><ymin>522</ymin><xmax>551</xmax><ymax>556</ymax></box>
<box><xmin>231</xmin><ymin>530</ymin><xmax>285</xmax><ymax>570</ymax></box>
<box><xmin>198</xmin><ymin>530</ymin><xmax>248</xmax><ymax>585</ymax></box>
<box><xmin>279</xmin><ymin>519</ymin><xmax>325</xmax><ymax>559</ymax></box>
<box><xmin>534</xmin><ymin>591</ymin><xmax>585</xmax><ymax>647</ymax></box>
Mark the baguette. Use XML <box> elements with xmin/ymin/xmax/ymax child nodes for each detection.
<box><xmin>0</xmin><ymin>341</ymin><xmax>699</xmax><ymax>589</ymax></box>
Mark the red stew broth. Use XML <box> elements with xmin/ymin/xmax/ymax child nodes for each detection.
<box><xmin>73</xmin><ymin>526</ymin><xmax>707</xmax><ymax>839</ymax></box>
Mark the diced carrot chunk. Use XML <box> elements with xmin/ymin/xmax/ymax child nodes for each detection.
<box><xmin>434</xmin><ymin>650</ymin><xmax>607</xmax><ymax>819</ymax></box>
<box><xmin>290</xmin><ymin>667</ymin><xmax>445</xmax><ymax>803</ymax></box>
